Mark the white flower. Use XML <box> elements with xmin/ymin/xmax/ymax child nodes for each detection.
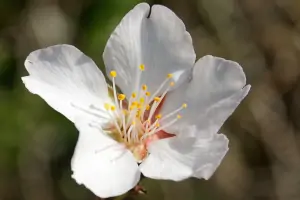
<box><xmin>22</xmin><ymin>3</ymin><xmax>250</xmax><ymax>199</ymax></box>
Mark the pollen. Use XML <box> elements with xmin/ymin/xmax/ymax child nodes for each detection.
<box><xmin>154</xmin><ymin>97</ymin><xmax>161</xmax><ymax>102</ymax></box>
<box><xmin>139</xmin><ymin>98</ymin><xmax>145</xmax><ymax>103</ymax></box>
<box><xmin>136</xmin><ymin>110</ymin><xmax>141</xmax><ymax>118</ymax></box>
<box><xmin>110</xmin><ymin>105</ymin><xmax>116</xmax><ymax>111</ymax></box>
<box><xmin>139</xmin><ymin>64</ymin><xmax>145</xmax><ymax>71</ymax></box>
<box><xmin>155</xmin><ymin>122</ymin><xmax>160</xmax><ymax>127</ymax></box>
<box><xmin>177</xmin><ymin>114</ymin><xmax>182</xmax><ymax>119</ymax></box>
<box><xmin>142</xmin><ymin>84</ymin><xmax>147</xmax><ymax>91</ymax></box>
<box><xmin>155</xmin><ymin>114</ymin><xmax>162</xmax><ymax>119</ymax></box>
<box><xmin>167</xmin><ymin>73</ymin><xmax>173</xmax><ymax>79</ymax></box>
<box><xmin>137</xmin><ymin>103</ymin><xmax>143</xmax><ymax>109</ymax></box>
<box><xmin>110</xmin><ymin>70</ymin><xmax>117</xmax><ymax>77</ymax></box>
<box><xmin>146</xmin><ymin>105</ymin><xmax>150</xmax><ymax>110</ymax></box>
<box><xmin>132</xmin><ymin>92</ymin><xmax>137</xmax><ymax>98</ymax></box>
<box><xmin>118</xmin><ymin>94</ymin><xmax>126</xmax><ymax>101</ymax></box>
<box><xmin>131</xmin><ymin>101</ymin><xmax>138</xmax><ymax>107</ymax></box>
<box><xmin>145</xmin><ymin>91</ymin><xmax>150</xmax><ymax>96</ymax></box>
<box><xmin>182</xmin><ymin>103</ymin><xmax>187</xmax><ymax>108</ymax></box>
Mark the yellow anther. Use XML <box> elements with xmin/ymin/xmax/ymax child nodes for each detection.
<box><xmin>182</xmin><ymin>103</ymin><xmax>187</xmax><ymax>108</ymax></box>
<box><xmin>122</xmin><ymin>109</ymin><xmax>128</xmax><ymax>114</ymax></box>
<box><xmin>155</xmin><ymin>114</ymin><xmax>162</xmax><ymax>119</ymax></box>
<box><xmin>142</xmin><ymin>84</ymin><xmax>147</xmax><ymax>91</ymax></box>
<box><xmin>110</xmin><ymin>70</ymin><xmax>117</xmax><ymax>78</ymax></box>
<box><xmin>136</xmin><ymin>110</ymin><xmax>141</xmax><ymax>118</ymax></box>
<box><xmin>170</xmin><ymin>81</ymin><xmax>175</xmax><ymax>86</ymax></box>
<box><xmin>131</xmin><ymin>101</ymin><xmax>138</xmax><ymax>107</ymax></box>
<box><xmin>104</xmin><ymin>103</ymin><xmax>110</xmax><ymax>110</ymax></box>
<box><xmin>145</xmin><ymin>91</ymin><xmax>151</xmax><ymax>96</ymax></box>
<box><xmin>167</xmin><ymin>73</ymin><xmax>173</xmax><ymax>79</ymax></box>
<box><xmin>137</xmin><ymin>103</ymin><xmax>143</xmax><ymax>109</ymax></box>
<box><xmin>131</xmin><ymin>92</ymin><xmax>137</xmax><ymax>98</ymax></box>
<box><xmin>155</xmin><ymin>122</ymin><xmax>160</xmax><ymax>127</ymax></box>
<box><xmin>132</xmin><ymin>120</ymin><xmax>136</xmax><ymax>125</ymax></box>
<box><xmin>130</xmin><ymin>105</ymin><xmax>135</xmax><ymax>110</ymax></box>
<box><xmin>139</xmin><ymin>98</ymin><xmax>145</xmax><ymax>103</ymax></box>
<box><xmin>154</xmin><ymin>97</ymin><xmax>161</xmax><ymax>102</ymax></box>
<box><xmin>118</xmin><ymin>94</ymin><xmax>126</xmax><ymax>101</ymax></box>
<box><xmin>139</xmin><ymin>64</ymin><xmax>145</xmax><ymax>71</ymax></box>
<box><xmin>146</xmin><ymin>105</ymin><xmax>150</xmax><ymax>110</ymax></box>
<box><xmin>110</xmin><ymin>105</ymin><xmax>116</xmax><ymax>111</ymax></box>
<box><xmin>177</xmin><ymin>114</ymin><xmax>182</xmax><ymax>119</ymax></box>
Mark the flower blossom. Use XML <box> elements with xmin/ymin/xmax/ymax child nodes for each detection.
<box><xmin>22</xmin><ymin>3</ymin><xmax>250</xmax><ymax>198</ymax></box>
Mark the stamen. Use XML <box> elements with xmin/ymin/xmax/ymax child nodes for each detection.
<box><xmin>90</xmin><ymin>104</ymin><xmax>111</xmax><ymax>115</ymax></box>
<box><xmin>147</xmin><ymin>78</ymin><xmax>169</xmax><ymax>103</ymax></box>
<box><xmin>125</xmin><ymin>105</ymin><xmax>138</xmax><ymax>129</ymax></box>
<box><xmin>145</xmin><ymin>119</ymin><xmax>159</xmax><ymax>134</ymax></box>
<box><xmin>139</xmin><ymin>64</ymin><xmax>145</xmax><ymax>71</ymax></box>
<box><xmin>154</xmin><ymin>97</ymin><xmax>161</xmax><ymax>102</ymax></box>
<box><xmin>139</xmin><ymin>98</ymin><xmax>145</xmax><ymax>103</ymax></box>
<box><xmin>155</xmin><ymin>114</ymin><xmax>162</xmax><ymax>119</ymax></box>
<box><xmin>160</xmin><ymin>103</ymin><xmax>187</xmax><ymax>122</ymax></box>
<box><xmin>131</xmin><ymin>101</ymin><xmax>138</xmax><ymax>107</ymax></box>
<box><xmin>132</xmin><ymin>92</ymin><xmax>137</xmax><ymax>98</ymax></box>
<box><xmin>142</xmin><ymin>84</ymin><xmax>147</xmax><ymax>91</ymax></box>
<box><xmin>118</xmin><ymin>94</ymin><xmax>126</xmax><ymax>101</ymax></box>
<box><xmin>155</xmin><ymin>118</ymin><xmax>179</xmax><ymax>132</ymax></box>
<box><xmin>110</xmin><ymin>71</ymin><xmax>117</xmax><ymax>78</ymax></box>
<box><xmin>146</xmin><ymin>105</ymin><xmax>150</xmax><ymax>110</ymax></box>
<box><xmin>147</xmin><ymin>101</ymin><xmax>159</xmax><ymax>123</ymax></box>
<box><xmin>146</xmin><ymin>73</ymin><xmax>174</xmax><ymax>106</ymax></box>
<box><xmin>110</xmin><ymin>70</ymin><xmax>120</xmax><ymax>113</ymax></box>
<box><xmin>110</xmin><ymin>105</ymin><xmax>116</xmax><ymax>111</ymax></box>
<box><xmin>141</xmin><ymin>120</ymin><xmax>160</xmax><ymax>140</ymax></box>
<box><xmin>148</xmin><ymin>75</ymin><xmax>184</xmax><ymax>125</ymax></box>
<box><xmin>167</xmin><ymin>73</ymin><xmax>173</xmax><ymax>78</ymax></box>
<box><xmin>127</xmin><ymin>124</ymin><xmax>134</xmax><ymax>142</ymax></box>
<box><xmin>136</xmin><ymin>110</ymin><xmax>141</xmax><ymax>118</ymax></box>
<box><xmin>103</xmin><ymin>69</ymin><xmax>188</xmax><ymax>151</ymax></box>
<box><xmin>106</xmin><ymin>109</ymin><xmax>122</xmax><ymax>135</ymax></box>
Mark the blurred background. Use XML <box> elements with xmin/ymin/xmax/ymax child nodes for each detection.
<box><xmin>1</xmin><ymin>0</ymin><xmax>300</xmax><ymax>199</ymax></box>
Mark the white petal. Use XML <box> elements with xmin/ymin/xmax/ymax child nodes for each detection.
<box><xmin>191</xmin><ymin>133</ymin><xmax>229</xmax><ymax>179</ymax></box>
<box><xmin>161</xmin><ymin>55</ymin><xmax>250</xmax><ymax>138</ymax></box>
<box><xmin>71</xmin><ymin>122</ymin><xmax>140</xmax><ymax>198</ymax></box>
<box><xmin>140</xmin><ymin>129</ymin><xmax>228</xmax><ymax>181</ymax></box>
<box><xmin>22</xmin><ymin>44</ymin><xmax>112</xmax><ymax>125</ymax></box>
<box><xmin>103</xmin><ymin>3</ymin><xmax>195</xmax><ymax>97</ymax></box>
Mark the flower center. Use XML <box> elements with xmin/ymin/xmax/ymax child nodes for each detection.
<box><xmin>102</xmin><ymin>65</ymin><xmax>187</xmax><ymax>162</ymax></box>
<box><xmin>103</xmin><ymin>65</ymin><xmax>187</xmax><ymax>162</ymax></box>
